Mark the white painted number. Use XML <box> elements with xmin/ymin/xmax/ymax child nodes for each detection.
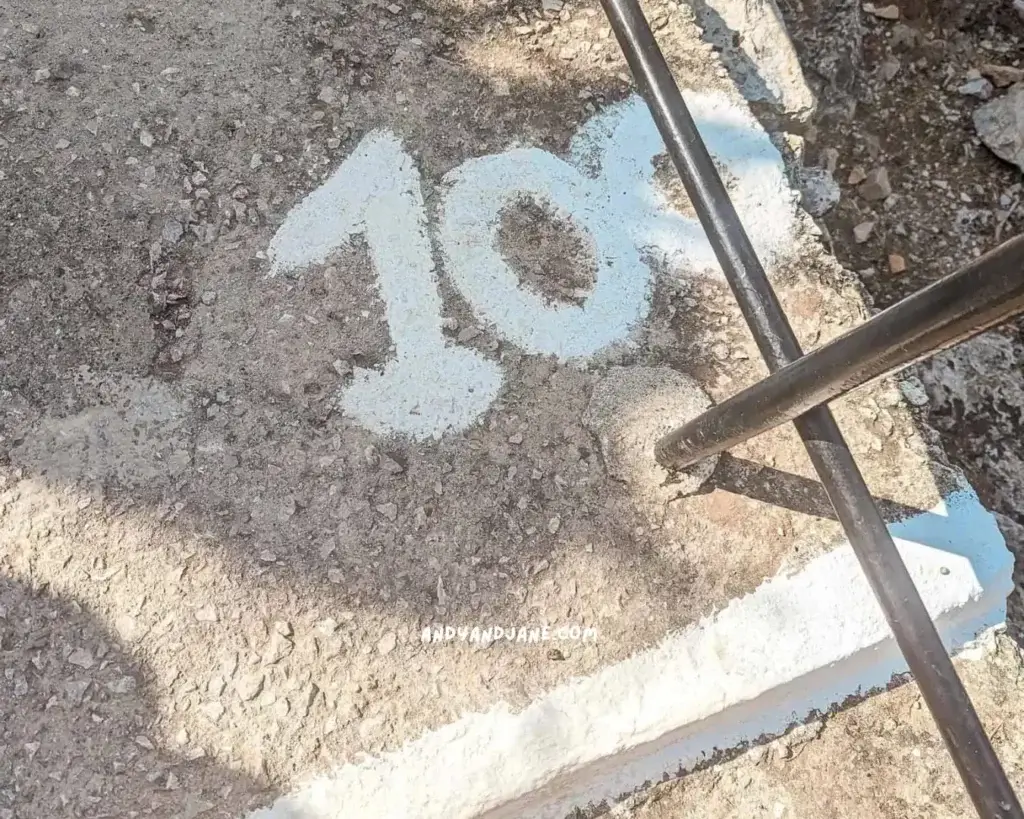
<box><xmin>439</xmin><ymin>146</ymin><xmax>648</xmax><ymax>360</ymax></box>
<box><xmin>267</xmin><ymin>92</ymin><xmax>797</xmax><ymax>439</ymax></box>
<box><xmin>268</xmin><ymin>133</ymin><xmax>502</xmax><ymax>439</ymax></box>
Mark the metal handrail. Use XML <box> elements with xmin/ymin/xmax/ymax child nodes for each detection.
<box><xmin>657</xmin><ymin>235</ymin><xmax>1024</xmax><ymax>471</ymax></box>
<box><xmin>597</xmin><ymin>0</ymin><xmax>1024</xmax><ymax>814</ymax></box>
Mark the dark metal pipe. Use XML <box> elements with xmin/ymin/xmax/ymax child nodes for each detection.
<box><xmin>597</xmin><ymin>0</ymin><xmax>1023</xmax><ymax>815</ymax></box>
<box><xmin>657</xmin><ymin>235</ymin><xmax>1024</xmax><ymax>471</ymax></box>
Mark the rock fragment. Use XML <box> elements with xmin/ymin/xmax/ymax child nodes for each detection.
<box><xmin>958</xmin><ymin>77</ymin><xmax>994</xmax><ymax>101</ymax></box>
<box><xmin>67</xmin><ymin>647</ymin><xmax>94</xmax><ymax>669</ymax></box>
<box><xmin>974</xmin><ymin>85</ymin><xmax>1024</xmax><ymax>172</ymax></box>
<box><xmin>161</xmin><ymin>219</ymin><xmax>184</xmax><ymax>245</ymax></box>
<box><xmin>980</xmin><ymin>65</ymin><xmax>1024</xmax><ymax>88</ymax></box>
<box><xmin>864</xmin><ymin>3</ymin><xmax>899</xmax><ymax>20</ymax></box>
<box><xmin>377</xmin><ymin>631</ymin><xmax>398</xmax><ymax>655</ymax></box>
<box><xmin>888</xmin><ymin>253</ymin><xmax>907</xmax><ymax>274</ymax></box>
<box><xmin>853</xmin><ymin>221</ymin><xmax>875</xmax><ymax>243</ymax></box>
<box><xmin>859</xmin><ymin>167</ymin><xmax>892</xmax><ymax>201</ymax></box>
<box><xmin>375</xmin><ymin>502</ymin><xmax>398</xmax><ymax>521</ymax></box>
<box><xmin>798</xmin><ymin>166</ymin><xmax>840</xmax><ymax>216</ymax></box>
<box><xmin>879</xmin><ymin>58</ymin><xmax>900</xmax><ymax>82</ymax></box>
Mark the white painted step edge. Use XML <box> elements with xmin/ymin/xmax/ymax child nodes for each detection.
<box><xmin>248</xmin><ymin>484</ymin><xmax>1013</xmax><ymax>819</ymax></box>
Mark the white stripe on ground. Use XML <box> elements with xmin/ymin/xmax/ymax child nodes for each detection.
<box><xmin>247</xmin><ymin>484</ymin><xmax>1012</xmax><ymax>819</ymax></box>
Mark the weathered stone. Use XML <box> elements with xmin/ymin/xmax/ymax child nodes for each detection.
<box><xmin>67</xmin><ymin>647</ymin><xmax>94</xmax><ymax>669</ymax></box>
<box><xmin>973</xmin><ymin>85</ymin><xmax>1024</xmax><ymax>172</ymax></box>
<box><xmin>853</xmin><ymin>221</ymin><xmax>875</xmax><ymax>243</ymax></box>
<box><xmin>980</xmin><ymin>65</ymin><xmax>1024</xmax><ymax>89</ymax></box>
<box><xmin>377</xmin><ymin>631</ymin><xmax>398</xmax><ymax>655</ymax></box>
<box><xmin>161</xmin><ymin>219</ymin><xmax>184</xmax><ymax>245</ymax></box>
<box><xmin>888</xmin><ymin>253</ymin><xmax>907</xmax><ymax>274</ymax></box>
<box><xmin>859</xmin><ymin>167</ymin><xmax>892</xmax><ymax>201</ymax></box>
<box><xmin>798</xmin><ymin>166</ymin><xmax>841</xmax><ymax>216</ymax></box>
<box><xmin>958</xmin><ymin>77</ymin><xmax>994</xmax><ymax>101</ymax></box>
<box><xmin>693</xmin><ymin>0</ymin><xmax>815</xmax><ymax>119</ymax></box>
<box><xmin>864</xmin><ymin>3</ymin><xmax>899</xmax><ymax>20</ymax></box>
<box><xmin>879</xmin><ymin>58</ymin><xmax>901</xmax><ymax>82</ymax></box>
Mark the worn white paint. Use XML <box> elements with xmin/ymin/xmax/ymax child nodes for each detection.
<box><xmin>439</xmin><ymin>147</ymin><xmax>649</xmax><ymax>360</ymax></box>
<box><xmin>247</xmin><ymin>484</ymin><xmax>1012</xmax><ymax>819</ymax></box>
<box><xmin>267</xmin><ymin>133</ymin><xmax>503</xmax><ymax>438</ymax></box>
<box><xmin>439</xmin><ymin>92</ymin><xmax>797</xmax><ymax>360</ymax></box>
<box><xmin>266</xmin><ymin>92</ymin><xmax>798</xmax><ymax>437</ymax></box>
<box><xmin>567</xmin><ymin>92</ymin><xmax>797</xmax><ymax>281</ymax></box>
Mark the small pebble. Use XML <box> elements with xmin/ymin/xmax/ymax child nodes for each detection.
<box><xmin>980</xmin><ymin>64</ymin><xmax>1024</xmax><ymax>88</ymax></box>
<box><xmin>377</xmin><ymin>631</ymin><xmax>398</xmax><ymax>654</ymax></box>
<box><xmin>864</xmin><ymin>3</ymin><xmax>899</xmax><ymax>20</ymax></box>
<box><xmin>853</xmin><ymin>221</ymin><xmax>876</xmax><ymax>243</ymax></box>
<box><xmin>879</xmin><ymin>59</ymin><xmax>900</xmax><ymax>82</ymax></box>
<box><xmin>958</xmin><ymin>77</ymin><xmax>994</xmax><ymax>101</ymax></box>
<box><xmin>375</xmin><ymin>502</ymin><xmax>398</xmax><ymax>521</ymax></box>
<box><xmin>859</xmin><ymin>167</ymin><xmax>892</xmax><ymax>201</ymax></box>
<box><xmin>67</xmin><ymin>647</ymin><xmax>94</xmax><ymax>669</ymax></box>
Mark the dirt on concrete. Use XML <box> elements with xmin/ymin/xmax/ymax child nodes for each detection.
<box><xmin>1</xmin><ymin>0</ymin><xmax>1022</xmax><ymax>816</ymax></box>
<box><xmin>497</xmin><ymin>197</ymin><xmax>597</xmax><ymax>307</ymax></box>
<box><xmin>607</xmin><ymin>632</ymin><xmax>1024</xmax><ymax>819</ymax></box>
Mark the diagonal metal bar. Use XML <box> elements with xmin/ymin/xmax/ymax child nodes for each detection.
<box><xmin>596</xmin><ymin>0</ymin><xmax>1024</xmax><ymax>815</ymax></box>
<box><xmin>657</xmin><ymin>235</ymin><xmax>1024</xmax><ymax>471</ymax></box>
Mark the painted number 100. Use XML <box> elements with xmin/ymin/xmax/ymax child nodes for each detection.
<box><xmin>266</xmin><ymin>92</ymin><xmax>796</xmax><ymax>439</ymax></box>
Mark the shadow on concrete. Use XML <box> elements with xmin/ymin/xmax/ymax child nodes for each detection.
<box><xmin>709</xmin><ymin>453</ymin><xmax>940</xmax><ymax>525</ymax></box>
<box><xmin>0</xmin><ymin>0</ymin><xmax>1015</xmax><ymax>815</ymax></box>
<box><xmin>0</xmin><ymin>574</ymin><xmax>273</xmax><ymax>819</ymax></box>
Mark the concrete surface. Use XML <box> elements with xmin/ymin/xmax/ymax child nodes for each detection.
<box><xmin>0</xmin><ymin>0</ymin><xmax>1018</xmax><ymax>817</ymax></box>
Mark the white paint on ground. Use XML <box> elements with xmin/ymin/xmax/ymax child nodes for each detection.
<box><xmin>438</xmin><ymin>147</ymin><xmax>649</xmax><ymax>360</ymax></box>
<box><xmin>265</xmin><ymin>92</ymin><xmax>798</xmax><ymax>436</ymax></box>
<box><xmin>440</xmin><ymin>92</ymin><xmax>797</xmax><ymax>360</ymax></box>
<box><xmin>267</xmin><ymin>132</ymin><xmax>503</xmax><ymax>439</ymax></box>
<box><xmin>246</xmin><ymin>485</ymin><xmax>1012</xmax><ymax>819</ymax></box>
<box><xmin>568</xmin><ymin>92</ymin><xmax>797</xmax><ymax>280</ymax></box>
